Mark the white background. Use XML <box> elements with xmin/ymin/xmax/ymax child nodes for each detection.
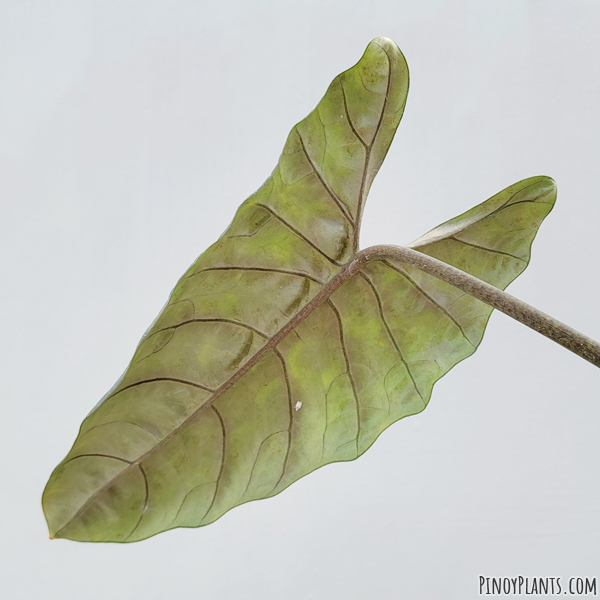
<box><xmin>1</xmin><ymin>1</ymin><xmax>599</xmax><ymax>598</ymax></box>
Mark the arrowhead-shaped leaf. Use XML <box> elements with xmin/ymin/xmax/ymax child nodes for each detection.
<box><xmin>43</xmin><ymin>37</ymin><xmax>556</xmax><ymax>542</ymax></box>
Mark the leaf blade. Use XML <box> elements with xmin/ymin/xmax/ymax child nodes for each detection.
<box><xmin>42</xmin><ymin>42</ymin><xmax>555</xmax><ymax>544</ymax></box>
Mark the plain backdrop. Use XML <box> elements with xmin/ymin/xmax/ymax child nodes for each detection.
<box><xmin>1</xmin><ymin>1</ymin><xmax>599</xmax><ymax>598</ymax></box>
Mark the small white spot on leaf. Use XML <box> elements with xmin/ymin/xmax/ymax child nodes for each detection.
<box><xmin>295</xmin><ymin>401</ymin><xmax>303</xmax><ymax>411</ymax></box>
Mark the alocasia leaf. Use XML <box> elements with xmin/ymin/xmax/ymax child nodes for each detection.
<box><xmin>42</xmin><ymin>37</ymin><xmax>556</xmax><ymax>542</ymax></box>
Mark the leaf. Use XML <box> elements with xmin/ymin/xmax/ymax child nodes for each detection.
<box><xmin>42</xmin><ymin>37</ymin><xmax>556</xmax><ymax>543</ymax></box>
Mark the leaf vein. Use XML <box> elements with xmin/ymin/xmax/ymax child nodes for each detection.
<box><xmin>340</xmin><ymin>76</ymin><xmax>368</xmax><ymax>148</ymax></box>
<box><xmin>108</xmin><ymin>378</ymin><xmax>215</xmax><ymax>402</ymax></box>
<box><xmin>255</xmin><ymin>202</ymin><xmax>344</xmax><ymax>266</ymax></box>
<box><xmin>449</xmin><ymin>237</ymin><xmax>527</xmax><ymax>263</ymax></box>
<box><xmin>327</xmin><ymin>300</ymin><xmax>360</xmax><ymax>455</ymax></box>
<box><xmin>200</xmin><ymin>406</ymin><xmax>226</xmax><ymax>525</ymax></box>
<box><xmin>82</xmin><ymin>420</ymin><xmax>161</xmax><ymax>442</ymax></box>
<box><xmin>187</xmin><ymin>266</ymin><xmax>325</xmax><ymax>285</ymax></box>
<box><xmin>169</xmin><ymin>481</ymin><xmax>217</xmax><ymax>528</ymax></box>
<box><xmin>296</xmin><ymin>128</ymin><xmax>355</xmax><ymax>226</ymax></box>
<box><xmin>153</xmin><ymin>318</ymin><xmax>269</xmax><ymax>340</ymax></box>
<box><xmin>242</xmin><ymin>429</ymin><xmax>288</xmax><ymax>500</ymax></box>
<box><xmin>270</xmin><ymin>349</ymin><xmax>294</xmax><ymax>493</ymax></box>
<box><xmin>381</xmin><ymin>261</ymin><xmax>476</xmax><ymax>348</ymax></box>
<box><xmin>358</xmin><ymin>271</ymin><xmax>425</xmax><ymax>402</ymax></box>
<box><xmin>124</xmin><ymin>465</ymin><xmax>149</xmax><ymax>541</ymax></box>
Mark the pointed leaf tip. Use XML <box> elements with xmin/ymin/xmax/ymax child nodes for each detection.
<box><xmin>410</xmin><ymin>175</ymin><xmax>557</xmax><ymax>249</ymax></box>
<box><xmin>369</xmin><ymin>36</ymin><xmax>400</xmax><ymax>53</ymax></box>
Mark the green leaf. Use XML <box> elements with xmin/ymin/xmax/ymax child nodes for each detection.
<box><xmin>42</xmin><ymin>37</ymin><xmax>555</xmax><ymax>543</ymax></box>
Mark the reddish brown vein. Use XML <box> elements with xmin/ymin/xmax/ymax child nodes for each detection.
<box><xmin>256</xmin><ymin>202</ymin><xmax>344</xmax><ymax>267</ymax></box>
<box><xmin>296</xmin><ymin>129</ymin><xmax>355</xmax><ymax>226</ymax></box>
<box><xmin>270</xmin><ymin>348</ymin><xmax>294</xmax><ymax>493</ymax></box>
<box><xmin>187</xmin><ymin>266</ymin><xmax>325</xmax><ymax>285</ymax></box>
<box><xmin>200</xmin><ymin>406</ymin><xmax>227</xmax><ymax>525</ymax></box>
<box><xmin>358</xmin><ymin>271</ymin><xmax>424</xmax><ymax>401</ymax></box>
<box><xmin>327</xmin><ymin>299</ymin><xmax>361</xmax><ymax>455</ymax></box>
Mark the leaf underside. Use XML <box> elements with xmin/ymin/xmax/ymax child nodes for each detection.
<box><xmin>43</xmin><ymin>37</ymin><xmax>556</xmax><ymax>542</ymax></box>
